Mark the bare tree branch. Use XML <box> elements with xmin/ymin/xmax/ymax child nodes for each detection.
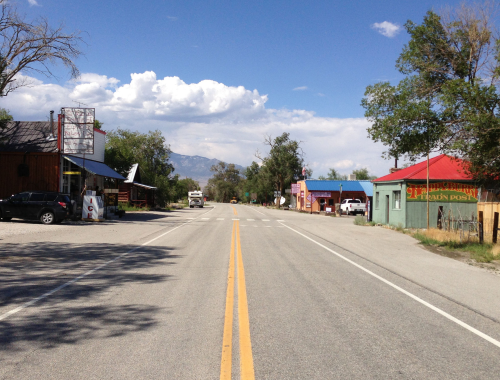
<box><xmin>0</xmin><ymin>0</ymin><xmax>85</xmax><ymax>96</ymax></box>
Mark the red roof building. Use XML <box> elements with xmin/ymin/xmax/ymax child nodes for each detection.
<box><xmin>373</xmin><ymin>154</ymin><xmax>474</xmax><ymax>182</ymax></box>
<box><xmin>371</xmin><ymin>154</ymin><xmax>478</xmax><ymax>228</ymax></box>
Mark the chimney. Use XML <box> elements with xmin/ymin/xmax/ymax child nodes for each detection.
<box><xmin>50</xmin><ymin>110</ymin><xmax>55</xmax><ymax>136</ymax></box>
<box><xmin>348</xmin><ymin>174</ymin><xmax>356</xmax><ymax>181</ymax></box>
<box><xmin>390</xmin><ymin>167</ymin><xmax>402</xmax><ymax>174</ymax></box>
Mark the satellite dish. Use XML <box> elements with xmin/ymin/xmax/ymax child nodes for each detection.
<box><xmin>275</xmin><ymin>196</ymin><xmax>286</xmax><ymax>205</ymax></box>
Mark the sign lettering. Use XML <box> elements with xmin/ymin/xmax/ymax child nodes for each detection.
<box><xmin>406</xmin><ymin>182</ymin><xmax>478</xmax><ymax>203</ymax></box>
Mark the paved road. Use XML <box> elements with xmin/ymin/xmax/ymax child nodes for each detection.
<box><xmin>1</xmin><ymin>204</ymin><xmax>500</xmax><ymax>379</ymax></box>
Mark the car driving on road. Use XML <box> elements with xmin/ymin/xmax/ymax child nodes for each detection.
<box><xmin>0</xmin><ymin>191</ymin><xmax>71</xmax><ymax>224</ymax></box>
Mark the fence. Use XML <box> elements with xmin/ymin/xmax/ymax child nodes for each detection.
<box><xmin>477</xmin><ymin>202</ymin><xmax>500</xmax><ymax>244</ymax></box>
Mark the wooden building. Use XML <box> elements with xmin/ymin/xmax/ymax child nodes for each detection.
<box><xmin>0</xmin><ymin>120</ymin><xmax>125</xmax><ymax>200</ymax></box>
<box><xmin>372</xmin><ymin>154</ymin><xmax>478</xmax><ymax>228</ymax></box>
<box><xmin>118</xmin><ymin>164</ymin><xmax>156</xmax><ymax>207</ymax></box>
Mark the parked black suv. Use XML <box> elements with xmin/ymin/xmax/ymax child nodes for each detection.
<box><xmin>0</xmin><ymin>191</ymin><xmax>71</xmax><ymax>224</ymax></box>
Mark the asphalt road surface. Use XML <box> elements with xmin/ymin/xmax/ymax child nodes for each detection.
<box><xmin>1</xmin><ymin>204</ymin><xmax>500</xmax><ymax>379</ymax></box>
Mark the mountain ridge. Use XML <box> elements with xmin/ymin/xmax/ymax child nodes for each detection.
<box><xmin>169</xmin><ymin>152</ymin><xmax>246</xmax><ymax>188</ymax></box>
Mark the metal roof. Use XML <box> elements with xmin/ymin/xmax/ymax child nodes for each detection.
<box><xmin>130</xmin><ymin>182</ymin><xmax>156</xmax><ymax>190</ymax></box>
<box><xmin>0</xmin><ymin>121</ymin><xmax>58</xmax><ymax>152</ymax></box>
<box><xmin>125</xmin><ymin>163</ymin><xmax>139</xmax><ymax>183</ymax></box>
<box><xmin>373</xmin><ymin>154</ymin><xmax>474</xmax><ymax>182</ymax></box>
<box><xmin>63</xmin><ymin>155</ymin><xmax>126</xmax><ymax>180</ymax></box>
<box><xmin>305</xmin><ymin>180</ymin><xmax>372</xmax><ymax>194</ymax></box>
<box><xmin>124</xmin><ymin>164</ymin><xmax>155</xmax><ymax>189</ymax></box>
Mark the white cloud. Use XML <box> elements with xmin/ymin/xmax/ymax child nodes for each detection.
<box><xmin>1</xmin><ymin>71</ymin><xmax>392</xmax><ymax>177</ymax></box>
<box><xmin>371</xmin><ymin>21</ymin><xmax>401</xmax><ymax>38</ymax></box>
<box><xmin>293</xmin><ymin>86</ymin><xmax>308</xmax><ymax>91</ymax></box>
<box><xmin>28</xmin><ymin>0</ymin><xmax>40</xmax><ymax>6</ymax></box>
<box><xmin>167</xmin><ymin>16</ymin><xmax>178</xmax><ymax>21</ymax></box>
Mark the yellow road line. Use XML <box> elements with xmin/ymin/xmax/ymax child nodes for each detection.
<box><xmin>220</xmin><ymin>222</ymin><xmax>236</xmax><ymax>380</ymax></box>
<box><xmin>236</xmin><ymin>221</ymin><xmax>255</xmax><ymax>380</ymax></box>
<box><xmin>231</xmin><ymin>205</ymin><xmax>237</xmax><ymax>215</ymax></box>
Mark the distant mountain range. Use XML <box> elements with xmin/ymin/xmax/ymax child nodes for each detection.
<box><xmin>169</xmin><ymin>152</ymin><xmax>246</xmax><ymax>188</ymax></box>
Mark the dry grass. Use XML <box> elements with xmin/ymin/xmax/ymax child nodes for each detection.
<box><xmin>422</xmin><ymin>228</ymin><xmax>473</xmax><ymax>243</ymax></box>
<box><xmin>413</xmin><ymin>228</ymin><xmax>498</xmax><ymax>262</ymax></box>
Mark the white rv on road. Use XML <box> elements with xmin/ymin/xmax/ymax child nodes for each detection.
<box><xmin>188</xmin><ymin>191</ymin><xmax>204</xmax><ymax>208</ymax></box>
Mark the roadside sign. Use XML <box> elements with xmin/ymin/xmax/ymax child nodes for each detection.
<box><xmin>285</xmin><ymin>189</ymin><xmax>291</xmax><ymax>194</ymax></box>
<box><xmin>274</xmin><ymin>191</ymin><xmax>281</xmax><ymax>197</ymax></box>
<box><xmin>251</xmin><ymin>193</ymin><xmax>257</xmax><ymax>200</ymax></box>
<box><xmin>245</xmin><ymin>192</ymin><xmax>249</xmax><ymax>197</ymax></box>
<box><xmin>291</xmin><ymin>184</ymin><xmax>300</xmax><ymax>194</ymax></box>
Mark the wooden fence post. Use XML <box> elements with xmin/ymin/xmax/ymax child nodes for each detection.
<box><xmin>478</xmin><ymin>211</ymin><xmax>484</xmax><ymax>244</ymax></box>
<box><xmin>493</xmin><ymin>212</ymin><xmax>499</xmax><ymax>244</ymax></box>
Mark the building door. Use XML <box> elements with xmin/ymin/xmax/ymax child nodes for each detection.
<box><xmin>319</xmin><ymin>198</ymin><xmax>325</xmax><ymax>211</ymax></box>
<box><xmin>386</xmin><ymin>195</ymin><xmax>390</xmax><ymax>224</ymax></box>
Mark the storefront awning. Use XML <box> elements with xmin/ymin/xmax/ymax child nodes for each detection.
<box><xmin>63</xmin><ymin>155</ymin><xmax>126</xmax><ymax>180</ymax></box>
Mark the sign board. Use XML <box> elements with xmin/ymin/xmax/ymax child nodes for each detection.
<box><xmin>274</xmin><ymin>191</ymin><xmax>281</xmax><ymax>197</ymax></box>
<box><xmin>311</xmin><ymin>191</ymin><xmax>332</xmax><ymax>198</ymax></box>
<box><xmin>291</xmin><ymin>184</ymin><xmax>300</xmax><ymax>194</ymax></box>
<box><xmin>406</xmin><ymin>182</ymin><xmax>478</xmax><ymax>203</ymax></box>
<box><xmin>251</xmin><ymin>193</ymin><xmax>257</xmax><ymax>200</ymax></box>
<box><xmin>245</xmin><ymin>192</ymin><xmax>249</xmax><ymax>197</ymax></box>
<box><xmin>285</xmin><ymin>189</ymin><xmax>291</xmax><ymax>194</ymax></box>
<box><xmin>326</xmin><ymin>207</ymin><xmax>332</xmax><ymax>213</ymax></box>
<box><xmin>62</xmin><ymin>107</ymin><xmax>95</xmax><ymax>154</ymax></box>
<box><xmin>300</xmin><ymin>190</ymin><xmax>304</xmax><ymax>199</ymax></box>
<box><xmin>82</xmin><ymin>195</ymin><xmax>104</xmax><ymax>221</ymax></box>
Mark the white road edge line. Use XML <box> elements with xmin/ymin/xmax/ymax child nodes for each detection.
<box><xmin>0</xmin><ymin>206</ymin><xmax>217</xmax><ymax>322</ymax></box>
<box><xmin>279</xmin><ymin>222</ymin><xmax>500</xmax><ymax>349</ymax></box>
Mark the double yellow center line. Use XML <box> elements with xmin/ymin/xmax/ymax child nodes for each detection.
<box><xmin>221</xmin><ymin>207</ymin><xmax>255</xmax><ymax>380</ymax></box>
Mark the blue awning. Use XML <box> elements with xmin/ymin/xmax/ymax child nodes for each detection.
<box><xmin>304</xmin><ymin>180</ymin><xmax>373</xmax><ymax>196</ymax></box>
<box><xmin>63</xmin><ymin>155</ymin><xmax>126</xmax><ymax>180</ymax></box>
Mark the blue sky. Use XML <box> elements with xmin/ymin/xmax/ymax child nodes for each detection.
<box><xmin>3</xmin><ymin>0</ymin><xmax>466</xmax><ymax>177</ymax></box>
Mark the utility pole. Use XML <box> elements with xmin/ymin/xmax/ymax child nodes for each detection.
<box><xmin>427</xmin><ymin>152</ymin><xmax>430</xmax><ymax>230</ymax></box>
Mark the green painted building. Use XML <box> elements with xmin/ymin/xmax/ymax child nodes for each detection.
<box><xmin>372</xmin><ymin>155</ymin><xmax>478</xmax><ymax>228</ymax></box>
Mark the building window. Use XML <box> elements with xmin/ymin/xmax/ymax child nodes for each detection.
<box><xmin>393</xmin><ymin>191</ymin><xmax>401</xmax><ymax>209</ymax></box>
<box><xmin>375</xmin><ymin>192</ymin><xmax>379</xmax><ymax>208</ymax></box>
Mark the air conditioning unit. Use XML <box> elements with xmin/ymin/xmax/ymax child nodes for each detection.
<box><xmin>348</xmin><ymin>174</ymin><xmax>356</xmax><ymax>180</ymax></box>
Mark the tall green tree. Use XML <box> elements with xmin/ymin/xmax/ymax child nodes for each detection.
<box><xmin>105</xmin><ymin>128</ymin><xmax>174</xmax><ymax>207</ymax></box>
<box><xmin>362</xmin><ymin>3</ymin><xmax>500</xmax><ymax>184</ymax></box>
<box><xmin>207</xmin><ymin>161</ymin><xmax>242</xmax><ymax>203</ymax></box>
<box><xmin>351</xmin><ymin>168</ymin><xmax>377</xmax><ymax>180</ymax></box>
<box><xmin>242</xmin><ymin>161</ymin><xmax>274</xmax><ymax>203</ymax></box>
<box><xmin>0</xmin><ymin>107</ymin><xmax>12</xmax><ymax>130</ymax></box>
<box><xmin>256</xmin><ymin>133</ymin><xmax>304</xmax><ymax>207</ymax></box>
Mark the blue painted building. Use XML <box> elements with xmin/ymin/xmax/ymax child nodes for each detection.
<box><xmin>295</xmin><ymin>180</ymin><xmax>373</xmax><ymax>214</ymax></box>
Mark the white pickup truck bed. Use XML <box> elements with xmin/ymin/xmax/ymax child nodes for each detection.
<box><xmin>340</xmin><ymin>199</ymin><xmax>366</xmax><ymax>215</ymax></box>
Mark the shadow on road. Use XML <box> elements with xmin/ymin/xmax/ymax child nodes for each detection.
<box><xmin>0</xmin><ymin>303</ymin><xmax>162</xmax><ymax>353</ymax></box>
<box><xmin>0</xmin><ymin>240</ymin><xmax>181</xmax><ymax>353</ymax></box>
<box><xmin>0</xmin><ymin>241</ymin><xmax>181</xmax><ymax>308</ymax></box>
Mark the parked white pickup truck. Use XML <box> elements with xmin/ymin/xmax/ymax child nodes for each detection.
<box><xmin>340</xmin><ymin>199</ymin><xmax>366</xmax><ymax>215</ymax></box>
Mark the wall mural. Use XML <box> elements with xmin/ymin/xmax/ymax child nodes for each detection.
<box><xmin>406</xmin><ymin>182</ymin><xmax>478</xmax><ymax>203</ymax></box>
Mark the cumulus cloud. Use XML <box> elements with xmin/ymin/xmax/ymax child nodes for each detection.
<box><xmin>293</xmin><ymin>86</ymin><xmax>308</xmax><ymax>91</ymax></box>
<box><xmin>1</xmin><ymin>71</ymin><xmax>391</xmax><ymax>177</ymax></box>
<box><xmin>371</xmin><ymin>21</ymin><xmax>401</xmax><ymax>38</ymax></box>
